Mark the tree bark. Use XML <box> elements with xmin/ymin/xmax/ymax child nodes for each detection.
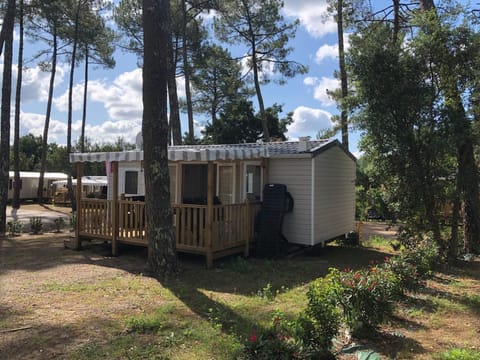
<box><xmin>167</xmin><ymin>37</ymin><xmax>182</xmax><ymax>145</ymax></box>
<box><xmin>67</xmin><ymin>0</ymin><xmax>82</xmax><ymax>212</ymax></box>
<box><xmin>182</xmin><ymin>0</ymin><xmax>194</xmax><ymax>144</ymax></box>
<box><xmin>38</xmin><ymin>29</ymin><xmax>58</xmax><ymax>203</ymax></box>
<box><xmin>143</xmin><ymin>0</ymin><xmax>178</xmax><ymax>277</ymax></box>
<box><xmin>81</xmin><ymin>45</ymin><xmax>89</xmax><ymax>153</ymax></box>
<box><xmin>0</xmin><ymin>0</ymin><xmax>15</xmax><ymax>236</ymax></box>
<box><xmin>13</xmin><ymin>0</ymin><xmax>24</xmax><ymax>210</ymax></box>
<box><xmin>419</xmin><ymin>0</ymin><xmax>480</xmax><ymax>254</ymax></box>
<box><xmin>337</xmin><ymin>0</ymin><xmax>349</xmax><ymax>150</ymax></box>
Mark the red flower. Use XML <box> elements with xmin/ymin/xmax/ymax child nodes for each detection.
<box><xmin>249</xmin><ymin>332</ymin><xmax>257</xmax><ymax>342</ymax></box>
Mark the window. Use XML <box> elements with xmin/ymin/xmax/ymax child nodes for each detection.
<box><xmin>245</xmin><ymin>164</ymin><xmax>262</xmax><ymax>201</ymax></box>
<box><xmin>125</xmin><ymin>171</ymin><xmax>138</xmax><ymax>194</ymax></box>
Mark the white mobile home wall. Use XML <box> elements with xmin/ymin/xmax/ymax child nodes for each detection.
<box><xmin>268</xmin><ymin>145</ymin><xmax>356</xmax><ymax>246</ymax></box>
<box><xmin>8</xmin><ymin>172</ymin><xmax>68</xmax><ymax>201</ymax></box>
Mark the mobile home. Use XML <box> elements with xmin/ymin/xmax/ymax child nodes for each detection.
<box><xmin>8</xmin><ymin>171</ymin><xmax>68</xmax><ymax>202</ymax></box>
<box><xmin>69</xmin><ymin>139</ymin><xmax>356</xmax><ymax>266</ymax></box>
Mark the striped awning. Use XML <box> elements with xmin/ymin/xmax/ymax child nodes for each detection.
<box><xmin>69</xmin><ymin>140</ymin><xmax>337</xmax><ymax>164</ymax></box>
<box><xmin>70</xmin><ymin>146</ymin><xmax>270</xmax><ymax>163</ymax></box>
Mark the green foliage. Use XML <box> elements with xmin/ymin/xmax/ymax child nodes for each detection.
<box><xmin>301</xmin><ymin>276</ymin><xmax>341</xmax><ymax>352</ymax></box>
<box><xmin>214</xmin><ymin>0</ymin><xmax>307</xmax><ymax>86</ymax></box>
<box><xmin>228</xmin><ymin>256</ymin><xmax>253</xmax><ymax>274</ymax></box>
<box><xmin>202</xmin><ymin>100</ymin><xmax>293</xmax><ymax>144</ymax></box>
<box><xmin>29</xmin><ymin>217</ymin><xmax>43</xmax><ymax>234</ymax></box>
<box><xmin>437</xmin><ymin>347</ymin><xmax>480</xmax><ymax>360</ymax></box>
<box><xmin>400</xmin><ymin>231</ymin><xmax>441</xmax><ymax>277</ymax></box>
<box><xmin>7</xmin><ymin>220</ymin><xmax>23</xmax><ymax>236</ymax></box>
<box><xmin>328</xmin><ymin>266</ymin><xmax>400</xmax><ymax>336</ymax></box>
<box><xmin>125</xmin><ymin>314</ymin><xmax>164</xmax><ymax>334</ymax></box>
<box><xmin>70</xmin><ymin>212</ymin><xmax>77</xmax><ymax>229</ymax></box>
<box><xmin>243</xmin><ymin>312</ymin><xmax>321</xmax><ymax>360</ymax></box>
<box><xmin>379</xmin><ymin>256</ymin><xmax>423</xmax><ymax>294</ymax></box>
<box><xmin>256</xmin><ymin>283</ymin><xmax>282</xmax><ymax>301</ymax></box>
<box><xmin>191</xmin><ymin>44</ymin><xmax>251</xmax><ymax>125</ymax></box>
<box><xmin>53</xmin><ymin>217</ymin><xmax>65</xmax><ymax>232</ymax></box>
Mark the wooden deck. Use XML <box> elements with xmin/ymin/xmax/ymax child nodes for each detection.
<box><xmin>77</xmin><ymin>198</ymin><xmax>261</xmax><ymax>267</ymax></box>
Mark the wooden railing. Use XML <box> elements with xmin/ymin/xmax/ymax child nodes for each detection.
<box><xmin>77</xmin><ymin>199</ymin><xmax>261</xmax><ymax>266</ymax></box>
<box><xmin>78</xmin><ymin>199</ymin><xmax>113</xmax><ymax>239</ymax></box>
<box><xmin>118</xmin><ymin>200</ymin><xmax>146</xmax><ymax>243</ymax></box>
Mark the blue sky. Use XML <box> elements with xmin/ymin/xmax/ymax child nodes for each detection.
<box><xmin>4</xmin><ymin>0</ymin><xmax>469</xmax><ymax>158</ymax></box>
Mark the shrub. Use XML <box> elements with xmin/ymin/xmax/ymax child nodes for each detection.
<box><xmin>70</xmin><ymin>212</ymin><xmax>77</xmax><ymax>230</ymax></box>
<box><xmin>53</xmin><ymin>217</ymin><xmax>65</xmax><ymax>233</ymax></box>
<box><xmin>331</xmin><ymin>267</ymin><xmax>399</xmax><ymax>335</ymax></box>
<box><xmin>379</xmin><ymin>256</ymin><xmax>423</xmax><ymax>294</ymax></box>
<box><xmin>7</xmin><ymin>220</ymin><xmax>23</xmax><ymax>236</ymax></box>
<box><xmin>243</xmin><ymin>312</ymin><xmax>321</xmax><ymax>360</ymax></box>
<box><xmin>29</xmin><ymin>217</ymin><xmax>43</xmax><ymax>234</ymax></box>
<box><xmin>301</xmin><ymin>275</ymin><xmax>341</xmax><ymax>352</ymax></box>
<box><xmin>401</xmin><ymin>233</ymin><xmax>440</xmax><ymax>278</ymax></box>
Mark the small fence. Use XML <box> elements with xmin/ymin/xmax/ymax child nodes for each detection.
<box><xmin>77</xmin><ymin>198</ymin><xmax>261</xmax><ymax>267</ymax></box>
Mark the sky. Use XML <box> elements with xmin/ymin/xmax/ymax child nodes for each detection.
<box><xmin>3</xmin><ymin>0</ymin><xmax>467</xmax><ymax>158</ymax></box>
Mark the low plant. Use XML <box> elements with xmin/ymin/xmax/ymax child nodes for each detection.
<box><xmin>243</xmin><ymin>312</ymin><xmax>319</xmax><ymax>360</ymax></box>
<box><xmin>29</xmin><ymin>217</ymin><xmax>43</xmax><ymax>234</ymax></box>
<box><xmin>7</xmin><ymin>220</ymin><xmax>23</xmax><ymax>236</ymax></box>
<box><xmin>301</xmin><ymin>276</ymin><xmax>341</xmax><ymax>352</ymax></box>
<box><xmin>53</xmin><ymin>217</ymin><xmax>65</xmax><ymax>233</ymax></box>
<box><xmin>436</xmin><ymin>347</ymin><xmax>480</xmax><ymax>360</ymax></box>
<box><xmin>402</xmin><ymin>233</ymin><xmax>440</xmax><ymax>278</ymax></box>
<box><xmin>229</xmin><ymin>256</ymin><xmax>252</xmax><ymax>273</ymax></box>
<box><xmin>256</xmin><ymin>283</ymin><xmax>276</xmax><ymax>301</ymax></box>
<box><xmin>334</xmin><ymin>266</ymin><xmax>400</xmax><ymax>335</ymax></box>
<box><xmin>125</xmin><ymin>314</ymin><xmax>164</xmax><ymax>334</ymax></box>
<box><xmin>70</xmin><ymin>212</ymin><xmax>77</xmax><ymax>230</ymax></box>
<box><xmin>379</xmin><ymin>255</ymin><xmax>423</xmax><ymax>294</ymax></box>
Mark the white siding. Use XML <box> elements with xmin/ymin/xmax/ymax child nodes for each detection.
<box><xmin>107</xmin><ymin>161</ymin><xmax>144</xmax><ymax>199</ymax></box>
<box><xmin>269</xmin><ymin>158</ymin><xmax>313</xmax><ymax>245</ymax></box>
<box><xmin>314</xmin><ymin>146</ymin><xmax>356</xmax><ymax>244</ymax></box>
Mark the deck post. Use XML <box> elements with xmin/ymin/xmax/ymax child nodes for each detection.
<box><xmin>245</xmin><ymin>200</ymin><xmax>251</xmax><ymax>257</ymax></box>
<box><xmin>111</xmin><ymin>161</ymin><xmax>119</xmax><ymax>256</ymax></box>
<box><xmin>206</xmin><ymin>161</ymin><xmax>214</xmax><ymax>268</ymax></box>
<box><xmin>74</xmin><ymin>162</ymin><xmax>83</xmax><ymax>250</ymax></box>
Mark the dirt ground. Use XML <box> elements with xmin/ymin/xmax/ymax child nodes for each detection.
<box><xmin>1</xmin><ymin>220</ymin><xmax>479</xmax><ymax>359</ymax></box>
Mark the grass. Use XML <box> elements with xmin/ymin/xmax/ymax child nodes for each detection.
<box><xmin>436</xmin><ymin>347</ymin><xmax>480</xmax><ymax>360</ymax></box>
<box><xmin>2</xmin><ymin>233</ymin><xmax>480</xmax><ymax>360</ymax></box>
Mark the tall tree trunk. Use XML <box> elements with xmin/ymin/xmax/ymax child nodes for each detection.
<box><xmin>67</xmin><ymin>0</ymin><xmax>82</xmax><ymax>212</ymax></box>
<box><xmin>251</xmin><ymin>46</ymin><xmax>270</xmax><ymax>142</ymax></box>
<box><xmin>81</xmin><ymin>45</ymin><xmax>89</xmax><ymax>153</ymax></box>
<box><xmin>12</xmin><ymin>0</ymin><xmax>24</xmax><ymax>210</ymax></box>
<box><xmin>0</xmin><ymin>0</ymin><xmax>15</xmax><ymax>236</ymax></box>
<box><xmin>38</xmin><ymin>29</ymin><xmax>58</xmax><ymax>203</ymax></box>
<box><xmin>167</xmin><ymin>37</ymin><xmax>182</xmax><ymax>145</ymax></box>
<box><xmin>392</xmin><ymin>0</ymin><xmax>400</xmax><ymax>43</ymax></box>
<box><xmin>337</xmin><ymin>0</ymin><xmax>349</xmax><ymax>150</ymax></box>
<box><xmin>181</xmin><ymin>0</ymin><xmax>194</xmax><ymax>144</ymax></box>
<box><xmin>143</xmin><ymin>0</ymin><xmax>178</xmax><ymax>277</ymax></box>
<box><xmin>419</xmin><ymin>0</ymin><xmax>480</xmax><ymax>254</ymax></box>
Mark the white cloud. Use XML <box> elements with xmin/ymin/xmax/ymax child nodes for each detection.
<box><xmin>53</xmin><ymin>82</ymin><xmax>85</xmax><ymax>112</ymax></box>
<box><xmin>315</xmin><ymin>35</ymin><xmax>351</xmax><ymax>63</ymax></box>
<box><xmin>287</xmin><ymin>105</ymin><xmax>333</xmax><ymax>139</ymax></box>
<box><xmin>315</xmin><ymin>44</ymin><xmax>339</xmax><ymax>63</ymax></box>
<box><xmin>283</xmin><ymin>0</ymin><xmax>336</xmax><ymax>38</ymax></box>
<box><xmin>303</xmin><ymin>76</ymin><xmax>339</xmax><ymax>106</ymax></box>
<box><xmin>0</xmin><ymin>63</ymin><xmax>66</xmax><ymax>103</ymax></box>
<box><xmin>19</xmin><ymin>111</ymin><xmax>68</xmax><ymax>144</ymax></box>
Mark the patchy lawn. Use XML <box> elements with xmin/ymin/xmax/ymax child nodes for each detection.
<box><xmin>0</xmin><ymin>223</ymin><xmax>479</xmax><ymax>359</ymax></box>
